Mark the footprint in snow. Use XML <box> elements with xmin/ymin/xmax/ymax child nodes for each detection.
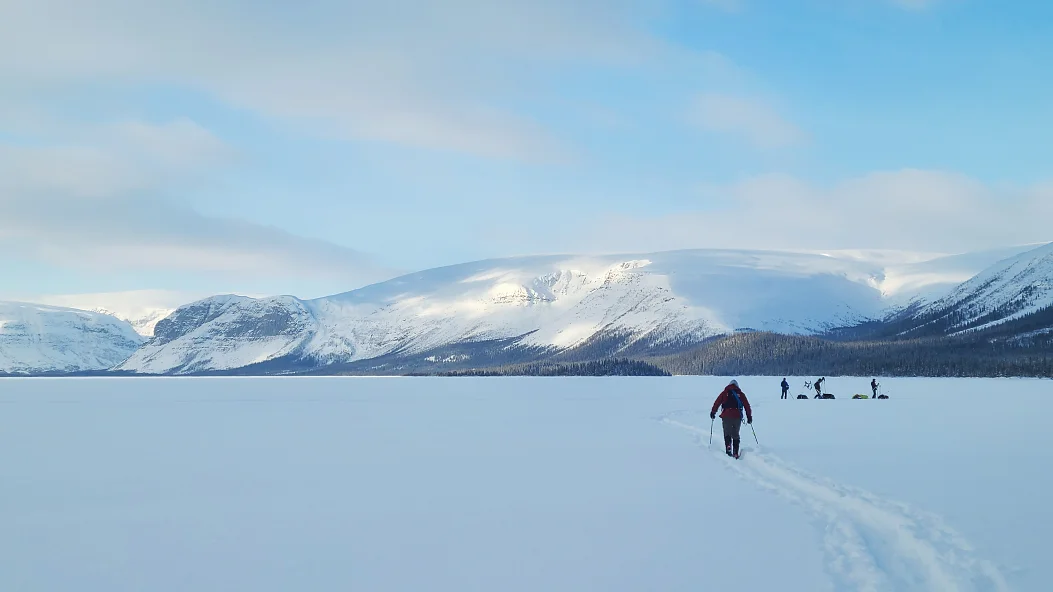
<box><xmin>661</xmin><ymin>414</ymin><xmax>1009</xmax><ymax>592</ymax></box>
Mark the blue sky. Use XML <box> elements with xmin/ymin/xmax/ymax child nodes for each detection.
<box><xmin>1</xmin><ymin>0</ymin><xmax>1051</xmax><ymax>299</ymax></box>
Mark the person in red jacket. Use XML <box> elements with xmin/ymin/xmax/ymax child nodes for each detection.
<box><xmin>711</xmin><ymin>379</ymin><xmax>753</xmax><ymax>458</ymax></box>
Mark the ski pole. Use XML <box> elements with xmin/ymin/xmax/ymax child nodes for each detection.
<box><xmin>750</xmin><ymin>423</ymin><xmax>760</xmax><ymax>446</ymax></box>
<box><xmin>709</xmin><ymin>417</ymin><xmax>714</xmax><ymax>448</ymax></box>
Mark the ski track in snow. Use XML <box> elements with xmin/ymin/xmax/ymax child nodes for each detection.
<box><xmin>660</xmin><ymin>412</ymin><xmax>1009</xmax><ymax>592</ymax></box>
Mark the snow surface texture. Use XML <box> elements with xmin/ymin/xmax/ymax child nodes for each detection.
<box><xmin>0</xmin><ymin>377</ymin><xmax>1043</xmax><ymax>591</ymax></box>
<box><xmin>0</xmin><ymin>302</ymin><xmax>144</xmax><ymax>373</ymax></box>
<box><xmin>663</xmin><ymin>416</ymin><xmax>1008</xmax><ymax>591</ymax></box>
<box><xmin>119</xmin><ymin>248</ymin><xmax>1026</xmax><ymax>374</ymax></box>
<box><xmin>917</xmin><ymin>242</ymin><xmax>1053</xmax><ymax>334</ymax></box>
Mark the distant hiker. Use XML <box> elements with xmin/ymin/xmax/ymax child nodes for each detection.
<box><xmin>871</xmin><ymin>379</ymin><xmax>879</xmax><ymax>398</ymax></box>
<box><xmin>781</xmin><ymin>378</ymin><xmax>789</xmax><ymax>399</ymax></box>
<box><xmin>711</xmin><ymin>379</ymin><xmax>753</xmax><ymax>459</ymax></box>
<box><xmin>814</xmin><ymin>377</ymin><xmax>825</xmax><ymax>397</ymax></box>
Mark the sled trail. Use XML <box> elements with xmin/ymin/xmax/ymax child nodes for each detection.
<box><xmin>662</xmin><ymin>414</ymin><xmax>1009</xmax><ymax>592</ymax></box>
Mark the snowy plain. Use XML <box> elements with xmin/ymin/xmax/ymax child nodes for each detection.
<box><xmin>0</xmin><ymin>377</ymin><xmax>1046</xmax><ymax>591</ymax></box>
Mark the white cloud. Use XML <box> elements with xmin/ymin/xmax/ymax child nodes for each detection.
<box><xmin>0</xmin><ymin>0</ymin><xmax>668</xmax><ymax>160</ymax></box>
<box><xmin>0</xmin><ymin>119</ymin><xmax>231</xmax><ymax>198</ymax></box>
<box><xmin>1</xmin><ymin>1</ymin><xmax>708</xmax><ymax>286</ymax></box>
<box><xmin>690</xmin><ymin>93</ymin><xmax>805</xmax><ymax>149</ymax></box>
<box><xmin>0</xmin><ymin>118</ymin><xmax>390</xmax><ymax>284</ymax></box>
<box><xmin>108</xmin><ymin>120</ymin><xmax>232</xmax><ymax>172</ymax></box>
<box><xmin>2</xmin><ymin>203</ymin><xmax>382</xmax><ymax>277</ymax></box>
<box><xmin>0</xmin><ymin>192</ymin><xmax>390</xmax><ymax>280</ymax></box>
<box><xmin>579</xmin><ymin>170</ymin><xmax>1053</xmax><ymax>254</ymax></box>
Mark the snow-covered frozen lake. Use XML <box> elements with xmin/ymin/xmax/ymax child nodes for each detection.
<box><xmin>0</xmin><ymin>376</ymin><xmax>1046</xmax><ymax>591</ymax></box>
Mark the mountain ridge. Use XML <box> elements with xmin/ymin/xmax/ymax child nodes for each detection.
<box><xmin>6</xmin><ymin>244</ymin><xmax>1052</xmax><ymax>376</ymax></box>
<box><xmin>118</xmin><ymin>247</ymin><xmax>1026</xmax><ymax>375</ymax></box>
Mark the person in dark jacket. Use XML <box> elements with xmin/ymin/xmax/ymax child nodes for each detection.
<box><xmin>781</xmin><ymin>378</ymin><xmax>790</xmax><ymax>399</ymax></box>
<box><xmin>871</xmin><ymin>378</ymin><xmax>879</xmax><ymax>399</ymax></box>
<box><xmin>814</xmin><ymin>377</ymin><xmax>825</xmax><ymax>398</ymax></box>
<box><xmin>711</xmin><ymin>379</ymin><xmax>753</xmax><ymax>458</ymax></box>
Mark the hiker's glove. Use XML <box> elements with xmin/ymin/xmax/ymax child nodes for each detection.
<box><xmin>710</xmin><ymin>412</ymin><xmax>716</xmax><ymax>420</ymax></box>
<box><xmin>747</xmin><ymin>417</ymin><xmax>753</xmax><ymax>424</ymax></box>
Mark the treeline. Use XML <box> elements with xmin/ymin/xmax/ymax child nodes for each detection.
<box><xmin>426</xmin><ymin>359</ymin><xmax>671</xmax><ymax>377</ymax></box>
<box><xmin>650</xmin><ymin>332</ymin><xmax>1053</xmax><ymax>377</ymax></box>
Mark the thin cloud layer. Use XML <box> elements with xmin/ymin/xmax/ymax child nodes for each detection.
<box><xmin>583</xmin><ymin>170</ymin><xmax>1053</xmax><ymax>254</ymax></box>
<box><xmin>2</xmin><ymin>197</ymin><xmax>384</xmax><ymax>277</ymax></box>
<box><xmin>0</xmin><ymin>119</ymin><xmax>230</xmax><ymax>198</ymax></box>
<box><xmin>0</xmin><ymin>0</ymin><xmax>665</xmax><ymax>161</ymax></box>
<box><xmin>0</xmin><ymin>0</ymin><xmax>1040</xmax><ymax>301</ymax></box>
<box><xmin>0</xmin><ymin>0</ymin><xmax>686</xmax><ymax>291</ymax></box>
<box><xmin>0</xmin><ymin>118</ymin><xmax>389</xmax><ymax>284</ymax></box>
<box><xmin>691</xmin><ymin>93</ymin><xmax>805</xmax><ymax>149</ymax></box>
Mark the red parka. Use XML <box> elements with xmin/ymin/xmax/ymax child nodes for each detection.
<box><xmin>712</xmin><ymin>385</ymin><xmax>752</xmax><ymax>421</ymax></box>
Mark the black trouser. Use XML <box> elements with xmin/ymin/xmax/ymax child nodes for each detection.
<box><xmin>781</xmin><ymin>388</ymin><xmax>788</xmax><ymax>399</ymax></box>
<box><xmin>722</xmin><ymin>417</ymin><xmax>742</xmax><ymax>454</ymax></box>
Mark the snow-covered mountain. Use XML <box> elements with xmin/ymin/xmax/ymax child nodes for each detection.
<box><xmin>903</xmin><ymin>242</ymin><xmax>1053</xmax><ymax>337</ymax></box>
<box><xmin>35</xmin><ymin>290</ymin><xmax>204</xmax><ymax>337</ymax></box>
<box><xmin>864</xmin><ymin>244</ymin><xmax>1042</xmax><ymax>305</ymax></box>
<box><xmin>120</xmin><ymin>249</ymin><xmax>990</xmax><ymax>375</ymax></box>
<box><xmin>0</xmin><ymin>302</ymin><xmax>145</xmax><ymax>374</ymax></box>
<box><xmin>0</xmin><ymin>245</ymin><xmax>1040</xmax><ymax>376</ymax></box>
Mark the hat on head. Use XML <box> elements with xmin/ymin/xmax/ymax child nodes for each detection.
<box><xmin>729</xmin><ymin>379</ymin><xmax>739</xmax><ymax>387</ymax></box>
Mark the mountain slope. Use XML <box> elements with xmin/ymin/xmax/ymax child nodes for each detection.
<box><xmin>125</xmin><ymin>295</ymin><xmax>317</xmax><ymax>374</ymax></box>
<box><xmin>0</xmin><ymin>302</ymin><xmax>145</xmax><ymax>374</ymax></box>
<box><xmin>869</xmin><ymin>244</ymin><xmax>1042</xmax><ymax>305</ymax></box>
<box><xmin>36</xmin><ymin>290</ymin><xmax>204</xmax><ymax>337</ymax></box>
<box><xmin>900</xmin><ymin>242</ymin><xmax>1053</xmax><ymax>337</ymax></box>
<box><xmin>120</xmin><ymin>250</ymin><xmax>918</xmax><ymax>375</ymax></box>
